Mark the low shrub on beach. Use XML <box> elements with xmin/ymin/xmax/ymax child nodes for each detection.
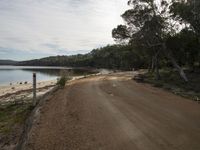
<box><xmin>57</xmin><ymin>76</ymin><xmax>67</xmax><ymax>87</ymax></box>
<box><xmin>57</xmin><ymin>70</ymin><xmax>72</xmax><ymax>87</ymax></box>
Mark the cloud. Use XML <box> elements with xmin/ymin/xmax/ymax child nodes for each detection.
<box><xmin>0</xmin><ymin>0</ymin><xmax>128</xmax><ymax>60</ymax></box>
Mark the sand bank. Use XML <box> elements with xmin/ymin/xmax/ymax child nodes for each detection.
<box><xmin>0</xmin><ymin>80</ymin><xmax>57</xmax><ymax>103</ymax></box>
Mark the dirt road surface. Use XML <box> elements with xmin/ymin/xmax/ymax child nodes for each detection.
<box><xmin>24</xmin><ymin>72</ymin><xmax>200</xmax><ymax>150</ymax></box>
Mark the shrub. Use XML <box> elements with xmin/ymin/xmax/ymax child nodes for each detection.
<box><xmin>57</xmin><ymin>76</ymin><xmax>66</xmax><ymax>87</ymax></box>
<box><xmin>153</xmin><ymin>82</ymin><xmax>163</xmax><ymax>87</ymax></box>
<box><xmin>57</xmin><ymin>70</ymin><xmax>72</xmax><ymax>87</ymax></box>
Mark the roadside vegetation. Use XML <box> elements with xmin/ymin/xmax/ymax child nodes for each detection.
<box><xmin>143</xmin><ymin>69</ymin><xmax>200</xmax><ymax>101</ymax></box>
<box><xmin>0</xmin><ymin>102</ymin><xmax>33</xmax><ymax>149</ymax></box>
<box><xmin>57</xmin><ymin>70</ymin><xmax>72</xmax><ymax>87</ymax></box>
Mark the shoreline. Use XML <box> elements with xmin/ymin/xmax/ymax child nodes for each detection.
<box><xmin>0</xmin><ymin>69</ymin><xmax>108</xmax><ymax>104</ymax></box>
<box><xmin>0</xmin><ymin>75</ymin><xmax>89</xmax><ymax>104</ymax></box>
<box><xmin>0</xmin><ymin>79</ymin><xmax>57</xmax><ymax>104</ymax></box>
<box><xmin>0</xmin><ymin>78</ymin><xmax>57</xmax><ymax>86</ymax></box>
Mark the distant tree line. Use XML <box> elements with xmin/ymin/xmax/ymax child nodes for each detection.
<box><xmin>17</xmin><ymin>44</ymin><xmax>148</xmax><ymax>70</ymax></box>
<box><xmin>0</xmin><ymin>60</ymin><xmax>17</xmax><ymax>65</ymax></box>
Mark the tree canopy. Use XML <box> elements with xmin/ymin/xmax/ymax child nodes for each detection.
<box><xmin>112</xmin><ymin>0</ymin><xmax>200</xmax><ymax>81</ymax></box>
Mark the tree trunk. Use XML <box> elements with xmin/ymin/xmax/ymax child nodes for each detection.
<box><xmin>148</xmin><ymin>60</ymin><xmax>152</xmax><ymax>73</ymax></box>
<box><xmin>155</xmin><ymin>53</ymin><xmax>160</xmax><ymax>80</ymax></box>
<box><xmin>162</xmin><ymin>43</ymin><xmax>188</xmax><ymax>82</ymax></box>
<box><xmin>151</xmin><ymin>56</ymin><xmax>155</xmax><ymax>73</ymax></box>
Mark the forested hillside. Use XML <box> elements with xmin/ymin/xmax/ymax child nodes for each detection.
<box><xmin>18</xmin><ymin>45</ymin><xmax>148</xmax><ymax>70</ymax></box>
<box><xmin>0</xmin><ymin>60</ymin><xmax>18</xmax><ymax>65</ymax></box>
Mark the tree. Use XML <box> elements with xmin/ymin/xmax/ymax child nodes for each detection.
<box><xmin>112</xmin><ymin>0</ymin><xmax>188</xmax><ymax>81</ymax></box>
<box><xmin>170</xmin><ymin>0</ymin><xmax>200</xmax><ymax>35</ymax></box>
<box><xmin>170</xmin><ymin>0</ymin><xmax>200</xmax><ymax>69</ymax></box>
<box><xmin>166</xmin><ymin>28</ymin><xmax>200</xmax><ymax>69</ymax></box>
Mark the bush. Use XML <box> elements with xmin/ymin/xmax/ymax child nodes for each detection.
<box><xmin>57</xmin><ymin>70</ymin><xmax>72</xmax><ymax>87</ymax></box>
<box><xmin>153</xmin><ymin>82</ymin><xmax>163</xmax><ymax>87</ymax></box>
<box><xmin>57</xmin><ymin>76</ymin><xmax>66</xmax><ymax>87</ymax></box>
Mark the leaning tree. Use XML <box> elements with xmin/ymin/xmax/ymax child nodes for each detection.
<box><xmin>170</xmin><ymin>0</ymin><xmax>200</xmax><ymax>68</ymax></box>
<box><xmin>112</xmin><ymin>0</ymin><xmax>188</xmax><ymax>81</ymax></box>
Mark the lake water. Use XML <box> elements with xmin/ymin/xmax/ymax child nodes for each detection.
<box><xmin>0</xmin><ymin>66</ymin><xmax>95</xmax><ymax>86</ymax></box>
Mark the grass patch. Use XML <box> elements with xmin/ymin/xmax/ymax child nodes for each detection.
<box><xmin>0</xmin><ymin>103</ymin><xmax>33</xmax><ymax>136</ymax></box>
<box><xmin>143</xmin><ymin>69</ymin><xmax>200</xmax><ymax>101</ymax></box>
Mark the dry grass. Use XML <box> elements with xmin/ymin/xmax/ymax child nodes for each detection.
<box><xmin>0</xmin><ymin>102</ymin><xmax>33</xmax><ymax>148</ymax></box>
<box><xmin>144</xmin><ymin>69</ymin><xmax>200</xmax><ymax>101</ymax></box>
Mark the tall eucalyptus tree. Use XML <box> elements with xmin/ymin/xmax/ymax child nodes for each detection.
<box><xmin>112</xmin><ymin>0</ymin><xmax>188</xmax><ymax>81</ymax></box>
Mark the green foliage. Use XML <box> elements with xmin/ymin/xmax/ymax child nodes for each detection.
<box><xmin>0</xmin><ymin>103</ymin><xmax>32</xmax><ymax>135</ymax></box>
<box><xmin>166</xmin><ymin>29</ymin><xmax>200</xmax><ymax>68</ymax></box>
<box><xmin>112</xmin><ymin>0</ymin><xmax>169</xmax><ymax>51</ymax></box>
<box><xmin>169</xmin><ymin>0</ymin><xmax>200</xmax><ymax>70</ymax></box>
<box><xmin>144</xmin><ymin>69</ymin><xmax>200</xmax><ymax>100</ymax></box>
<box><xmin>170</xmin><ymin>0</ymin><xmax>200</xmax><ymax>35</ymax></box>
<box><xmin>57</xmin><ymin>70</ymin><xmax>72</xmax><ymax>87</ymax></box>
<box><xmin>18</xmin><ymin>44</ymin><xmax>148</xmax><ymax>70</ymax></box>
<box><xmin>112</xmin><ymin>0</ymin><xmax>200</xmax><ymax>81</ymax></box>
<box><xmin>57</xmin><ymin>76</ymin><xmax>66</xmax><ymax>87</ymax></box>
<box><xmin>90</xmin><ymin>45</ymin><xmax>147</xmax><ymax>70</ymax></box>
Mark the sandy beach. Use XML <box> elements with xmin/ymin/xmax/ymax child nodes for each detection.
<box><xmin>0</xmin><ymin>75</ymin><xmax>90</xmax><ymax>104</ymax></box>
<box><xmin>0</xmin><ymin>80</ymin><xmax>57</xmax><ymax>103</ymax></box>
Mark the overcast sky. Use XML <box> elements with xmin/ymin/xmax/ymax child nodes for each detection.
<box><xmin>0</xmin><ymin>0</ymin><xmax>128</xmax><ymax>60</ymax></box>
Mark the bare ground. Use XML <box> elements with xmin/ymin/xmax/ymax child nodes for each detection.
<box><xmin>24</xmin><ymin>72</ymin><xmax>200</xmax><ymax>150</ymax></box>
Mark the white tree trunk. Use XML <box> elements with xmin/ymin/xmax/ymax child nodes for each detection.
<box><xmin>162</xmin><ymin>44</ymin><xmax>188</xmax><ymax>82</ymax></box>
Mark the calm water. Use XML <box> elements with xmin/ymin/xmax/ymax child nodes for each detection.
<box><xmin>0</xmin><ymin>66</ymin><xmax>95</xmax><ymax>86</ymax></box>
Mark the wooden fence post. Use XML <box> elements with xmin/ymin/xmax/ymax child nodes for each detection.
<box><xmin>33</xmin><ymin>73</ymin><xmax>36</xmax><ymax>106</ymax></box>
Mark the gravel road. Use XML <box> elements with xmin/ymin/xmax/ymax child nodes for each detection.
<box><xmin>25</xmin><ymin>72</ymin><xmax>200</xmax><ymax>150</ymax></box>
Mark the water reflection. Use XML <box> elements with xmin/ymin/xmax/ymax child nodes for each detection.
<box><xmin>21</xmin><ymin>68</ymin><xmax>97</xmax><ymax>76</ymax></box>
<box><xmin>0</xmin><ymin>66</ymin><xmax>97</xmax><ymax>85</ymax></box>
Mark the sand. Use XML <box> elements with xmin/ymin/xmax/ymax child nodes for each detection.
<box><xmin>0</xmin><ymin>72</ymin><xmax>105</xmax><ymax>104</ymax></box>
<box><xmin>0</xmin><ymin>80</ymin><xmax>57</xmax><ymax>103</ymax></box>
<box><xmin>0</xmin><ymin>75</ymin><xmax>90</xmax><ymax>104</ymax></box>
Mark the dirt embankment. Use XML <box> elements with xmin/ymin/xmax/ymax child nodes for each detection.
<box><xmin>21</xmin><ymin>72</ymin><xmax>200</xmax><ymax>150</ymax></box>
